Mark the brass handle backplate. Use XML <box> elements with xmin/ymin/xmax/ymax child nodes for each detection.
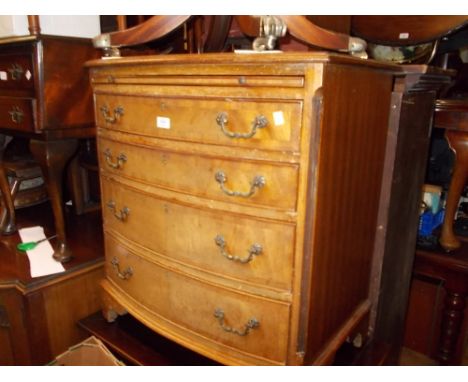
<box><xmin>110</xmin><ymin>257</ymin><xmax>133</xmax><ymax>280</ymax></box>
<box><xmin>214</xmin><ymin>235</ymin><xmax>262</xmax><ymax>264</ymax></box>
<box><xmin>104</xmin><ymin>148</ymin><xmax>127</xmax><ymax>169</ymax></box>
<box><xmin>214</xmin><ymin>308</ymin><xmax>260</xmax><ymax>336</ymax></box>
<box><xmin>8</xmin><ymin>63</ymin><xmax>24</xmax><ymax>80</ymax></box>
<box><xmin>100</xmin><ymin>105</ymin><xmax>124</xmax><ymax>124</ymax></box>
<box><xmin>106</xmin><ymin>200</ymin><xmax>130</xmax><ymax>221</ymax></box>
<box><xmin>214</xmin><ymin>171</ymin><xmax>265</xmax><ymax>198</ymax></box>
<box><xmin>216</xmin><ymin>112</ymin><xmax>268</xmax><ymax>139</ymax></box>
<box><xmin>9</xmin><ymin>106</ymin><xmax>24</xmax><ymax>124</ymax></box>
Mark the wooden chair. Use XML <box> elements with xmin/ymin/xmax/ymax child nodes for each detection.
<box><xmin>0</xmin><ymin>136</ymin><xmax>47</xmax><ymax>234</ymax></box>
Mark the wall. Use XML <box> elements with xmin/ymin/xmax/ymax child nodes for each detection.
<box><xmin>0</xmin><ymin>15</ymin><xmax>100</xmax><ymax>38</ymax></box>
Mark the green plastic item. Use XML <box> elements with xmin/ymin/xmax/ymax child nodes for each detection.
<box><xmin>17</xmin><ymin>234</ymin><xmax>57</xmax><ymax>252</ymax></box>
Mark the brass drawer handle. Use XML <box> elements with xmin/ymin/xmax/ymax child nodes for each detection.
<box><xmin>214</xmin><ymin>171</ymin><xmax>265</xmax><ymax>198</ymax></box>
<box><xmin>110</xmin><ymin>257</ymin><xmax>133</xmax><ymax>280</ymax></box>
<box><xmin>216</xmin><ymin>112</ymin><xmax>268</xmax><ymax>139</ymax></box>
<box><xmin>104</xmin><ymin>148</ymin><xmax>127</xmax><ymax>169</ymax></box>
<box><xmin>8</xmin><ymin>63</ymin><xmax>24</xmax><ymax>80</ymax></box>
<box><xmin>106</xmin><ymin>200</ymin><xmax>130</xmax><ymax>221</ymax></box>
<box><xmin>214</xmin><ymin>235</ymin><xmax>262</xmax><ymax>264</ymax></box>
<box><xmin>100</xmin><ymin>105</ymin><xmax>124</xmax><ymax>124</ymax></box>
<box><xmin>214</xmin><ymin>308</ymin><xmax>260</xmax><ymax>336</ymax></box>
<box><xmin>8</xmin><ymin>106</ymin><xmax>24</xmax><ymax>124</ymax></box>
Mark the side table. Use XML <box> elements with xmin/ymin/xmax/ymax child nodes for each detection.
<box><xmin>413</xmin><ymin>240</ymin><xmax>468</xmax><ymax>365</ymax></box>
<box><xmin>0</xmin><ymin>34</ymin><xmax>98</xmax><ymax>262</ymax></box>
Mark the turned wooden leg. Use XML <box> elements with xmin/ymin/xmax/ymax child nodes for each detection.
<box><xmin>439</xmin><ymin>131</ymin><xmax>468</xmax><ymax>252</ymax></box>
<box><xmin>29</xmin><ymin>139</ymin><xmax>78</xmax><ymax>263</ymax></box>
<box><xmin>0</xmin><ymin>140</ymin><xmax>16</xmax><ymax>235</ymax></box>
<box><xmin>437</xmin><ymin>289</ymin><xmax>466</xmax><ymax>365</ymax></box>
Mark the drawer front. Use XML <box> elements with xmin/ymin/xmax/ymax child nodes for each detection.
<box><xmin>95</xmin><ymin>94</ymin><xmax>302</xmax><ymax>152</ymax></box>
<box><xmin>0</xmin><ymin>97</ymin><xmax>35</xmax><ymax>132</ymax></box>
<box><xmin>98</xmin><ymin>137</ymin><xmax>299</xmax><ymax>211</ymax></box>
<box><xmin>101</xmin><ymin>176</ymin><xmax>295</xmax><ymax>292</ymax></box>
<box><xmin>105</xmin><ymin>235</ymin><xmax>290</xmax><ymax>363</ymax></box>
<box><xmin>0</xmin><ymin>53</ymin><xmax>35</xmax><ymax>93</ymax></box>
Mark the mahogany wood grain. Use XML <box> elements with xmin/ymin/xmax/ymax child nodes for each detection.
<box><xmin>351</xmin><ymin>16</ymin><xmax>468</xmax><ymax>45</ymax></box>
<box><xmin>303</xmin><ymin>63</ymin><xmax>393</xmax><ymax>362</ymax></box>
<box><xmin>40</xmin><ymin>37</ymin><xmax>98</xmax><ymax>131</ymax></box>
<box><xmin>279</xmin><ymin>15</ymin><xmax>351</xmax><ymax>51</ymax></box>
<box><xmin>108</xmin><ymin>16</ymin><xmax>190</xmax><ymax>47</ymax></box>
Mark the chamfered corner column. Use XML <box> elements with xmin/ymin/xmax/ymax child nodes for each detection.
<box><xmin>29</xmin><ymin>139</ymin><xmax>78</xmax><ymax>263</ymax></box>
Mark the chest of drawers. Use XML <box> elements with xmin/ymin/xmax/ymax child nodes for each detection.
<box><xmin>88</xmin><ymin>52</ymin><xmax>400</xmax><ymax>365</ymax></box>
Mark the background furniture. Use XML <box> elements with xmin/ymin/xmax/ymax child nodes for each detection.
<box><xmin>0</xmin><ymin>203</ymin><xmax>104</xmax><ymax>365</ymax></box>
<box><xmin>0</xmin><ymin>23</ymin><xmax>98</xmax><ymax>262</ymax></box>
<box><xmin>434</xmin><ymin>100</ymin><xmax>468</xmax><ymax>252</ymax></box>
<box><xmin>410</xmin><ymin>242</ymin><xmax>468</xmax><ymax>365</ymax></box>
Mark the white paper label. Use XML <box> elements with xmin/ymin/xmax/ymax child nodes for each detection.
<box><xmin>273</xmin><ymin>111</ymin><xmax>285</xmax><ymax>126</ymax></box>
<box><xmin>0</xmin><ymin>71</ymin><xmax>7</xmax><ymax>81</ymax></box>
<box><xmin>399</xmin><ymin>32</ymin><xmax>409</xmax><ymax>40</ymax></box>
<box><xmin>156</xmin><ymin>116</ymin><xmax>171</xmax><ymax>129</ymax></box>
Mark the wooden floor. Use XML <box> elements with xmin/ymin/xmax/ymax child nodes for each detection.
<box><xmin>399</xmin><ymin>337</ymin><xmax>468</xmax><ymax>366</ymax></box>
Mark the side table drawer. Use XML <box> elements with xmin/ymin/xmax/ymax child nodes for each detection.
<box><xmin>105</xmin><ymin>235</ymin><xmax>291</xmax><ymax>364</ymax></box>
<box><xmin>0</xmin><ymin>97</ymin><xmax>35</xmax><ymax>132</ymax></box>
<box><xmin>101</xmin><ymin>176</ymin><xmax>295</xmax><ymax>292</ymax></box>
<box><xmin>0</xmin><ymin>53</ymin><xmax>35</xmax><ymax>94</ymax></box>
<box><xmin>95</xmin><ymin>94</ymin><xmax>303</xmax><ymax>152</ymax></box>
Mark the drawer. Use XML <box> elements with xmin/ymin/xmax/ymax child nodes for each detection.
<box><xmin>0</xmin><ymin>97</ymin><xmax>35</xmax><ymax>132</ymax></box>
<box><xmin>101</xmin><ymin>176</ymin><xmax>295</xmax><ymax>292</ymax></box>
<box><xmin>95</xmin><ymin>94</ymin><xmax>302</xmax><ymax>152</ymax></box>
<box><xmin>98</xmin><ymin>137</ymin><xmax>299</xmax><ymax>211</ymax></box>
<box><xmin>105</xmin><ymin>234</ymin><xmax>291</xmax><ymax>364</ymax></box>
<box><xmin>0</xmin><ymin>53</ymin><xmax>35</xmax><ymax>94</ymax></box>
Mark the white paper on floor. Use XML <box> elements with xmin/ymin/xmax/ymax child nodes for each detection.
<box><xmin>18</xmin><ymin>226</ymin><xmax>65</xmax><ymax>278</ymax></box>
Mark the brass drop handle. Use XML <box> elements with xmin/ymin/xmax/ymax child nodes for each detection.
<box><xmin>110</xmin><ymin>257</ymin><xmax>133</xmax><ymax>280</ymax></box>
<box><xmin>9</xmin><ymin>106</ymin><xmax>24</xmax><ymax>124</ymax></box>
<box><xmin>8</xmin><ymin>63</ymin><xmax>24</xmax><ymax>80</ymax></box>
<box><xmin>100</xmin><ymin>105</ymin><xmax>124</xmax><ymax>124</ymax></box>
<box><xmin>214</xmin><ymin>235</ymin><xmax>262</xmax><ymax>264</ymax></box>
<box><xmin>106</xmin><ymin>200</ymin><xmax>130</xmax><ymax>222</ymax></box>
<box><xmin>214</xmin><ymin>171</ymin><xmax>265</xmax><ymax>198</ymax></box>
<box><xmin>214</xmin><ymin>308</ymin><xmax>260</xmax><ymax>336</ymax></box>
<box><xmin>104</xmin><ymin>148</ymin><xmax>127</xmax><ymax>169</ymax></box>
<box><xmin>216</xmin><ymin>112</ymin><xmax>268</xmax><ymax>139</ymax></box>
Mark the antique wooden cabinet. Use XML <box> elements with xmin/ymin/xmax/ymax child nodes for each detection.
<box><xmin>0</xmin><ymin>34</ymin><xmax>98</xmax><ymax>262</ymax></box>
<box><xmin>87</xmin><ymin>52</ymin><xmax>403</xmax><ymax>365</ymax></box>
